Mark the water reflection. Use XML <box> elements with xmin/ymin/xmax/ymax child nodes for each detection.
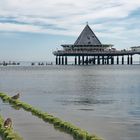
<box><xmin>57</xmin><ymin>97</ymin><xmax>113</xmax><ymax>106</ymax></box>
<box><xmin>129</xmin><ymin>109</ymin><xmax>140</xmax><ymax>118</ymax></box>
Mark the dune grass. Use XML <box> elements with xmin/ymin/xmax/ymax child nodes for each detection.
<box><xmin>0</xmin><ymin>92</ymin><xmax>102</xmax><ymax>140</ymax></box>
<box><xmin>0</xmin><ymin>115</ymin><xmax>23</xmax><ymax>140</ymax></box>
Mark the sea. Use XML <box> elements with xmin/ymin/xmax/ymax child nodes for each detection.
<box><xmin>0</xmin><ymin>64</ymin><xmax>140</xmax><ymax>140</ymax></box>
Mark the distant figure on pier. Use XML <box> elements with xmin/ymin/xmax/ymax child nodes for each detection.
<box><xmin>31</xmin><ymin>62</ymin><xmax>35</xmax><ymax>66</ymax></box>
<box><xmin>17</xmin><ymin>62</ymin><xmax>20</xmax><ymax>65</ymax></box>
<box><xmin>11</xmin><ymin>93</ymin><xmax>20</xmax><ymax>100</ymax></box>
<box><xmin>4</xmin><ymin>118</ymin><xmax>12</xmax><ymax>128</ymax></box>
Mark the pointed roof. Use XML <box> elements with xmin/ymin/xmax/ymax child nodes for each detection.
<box><xmin>74</xmin><ymin>24</ymin><xmax>102</xmax><ymax>46</ymax></box>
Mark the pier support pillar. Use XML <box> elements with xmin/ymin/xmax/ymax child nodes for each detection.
<box><xmin>86</xmin><ymin>56</ymin><xmax>88</xmax><ymax>65</ymax></box>
<box><xmin>65</xmin><ymin>56</ymin><xmax>67</xmax><ymax>65</ymax></box>
<box><xmin>130</xmin><ymin>55</ymin><xmax>133</xmax><ymax>65</ymax></box>
<box><xmin>102</xmin><ymin>56</ymin><xmax>104</xmax><ymax>65</ymax></box>
<box><xmin>117</xmin><ymin>56</ymin><xmax>119</xmax><ymax>65</ymax></box>
<box><xmin>82</xmin><ymin>56</ymin><xmax>84</xmax><ymax>65</ymax></box>
<box><xmin>97</xmin><ymin>56</ymin><xmax>100</xmax><ymax>65</ymax></box>
<box><xmin>56</xmin><ymin>56</ymin><xmax>58</xmax><ymax>65</ymax></box>
<box><xmin>111</xmin><ymin>56</ymin><xmax>114</xmax><ymax>65</ymax></box>
<box><xmin>127</xmin><ymin>55</ymin><xmax>130</xmax><ymax>65</ymax></box>
<box><xmin>113</xmin><ymin>56</ymin><xmax>114</xmax><ymax>64</ymax></box>
<box><xmin>62</xmin><ymin>56</ymin><xmax>64</xmax><ymax>65</ymax></box>
<box><xmin>75</xmin><ymin>56</ymin><xmax>77</xmax><ymax>65</ymax></box>
<box><xmin>58</xmin><ymin>56</ymin><xmax>61</xmax><ymax>65</ymax></box>
<box><xmin>78</xmin><ymin>56</ymin><xmax>81</xmax><ymax>65</ymax></box>
<box><xmin>107</xmin><ymin>56</ymin><xmax>109</xmax><ymax>65</ymax></box>
<box><xmin>104</xmin><ymin>59</ymin><xmax>106</xmax><ymax>65</ymax></box>
<box><xmin>122</xmin><ymin>56</ymin><xmax>124</xmax><ymax>65</ymax></box>
<box><xmin>93</xmin><ymin>56</ymin><xmax>95</xmax><ymax>64</ymax></box>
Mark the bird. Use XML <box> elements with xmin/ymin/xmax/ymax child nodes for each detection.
<box><xmin>11</xmin><ymin>93</ymin><xmax>20</xmax><ymax>100</ymax></box>
<box><xmin>4</xmin><ymin>118</ymin><xmax>12</xmax><ymax>128</ymax></box>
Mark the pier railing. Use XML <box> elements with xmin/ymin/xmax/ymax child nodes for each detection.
<box><xmin>53</xmin><ymin>50</ymin><xmax>140</xmax><ymax>56</ymax></box>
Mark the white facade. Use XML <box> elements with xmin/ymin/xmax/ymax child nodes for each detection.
<box><xmin>131</xmin><ymin>46</ymin><xmax>140</xmax><ymax>52</ymax></box>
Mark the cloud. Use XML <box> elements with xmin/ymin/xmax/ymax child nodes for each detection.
<box><xmin>0</xmin><ymin>0</ymin><xmax>140</xmax><ymax>42</ymax></box>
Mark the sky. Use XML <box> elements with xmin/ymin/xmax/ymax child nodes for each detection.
<box><xmin>0</xmin><ymin>0</ymin><xmax>140</xmax><ymax>61</ymax></box>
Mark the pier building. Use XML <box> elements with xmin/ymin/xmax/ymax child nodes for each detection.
<box><xmin>131</xmin><ymin>46</ymin><xmax>140</xmax><ymax>52</ymax></box>
<box><xmin>53</xmin><ymin>24</ymin><xmax>140</xmax><ymax>65</ymax></box>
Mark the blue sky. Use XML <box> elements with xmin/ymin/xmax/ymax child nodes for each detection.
<box><xmin>0</xmin><ymin>0</ymin><xmax>140</xmax><ymax>61</ymax></box>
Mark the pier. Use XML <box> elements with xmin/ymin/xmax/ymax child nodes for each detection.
<box><xmin>0</xmin><ymin>61</ymin><xmax>20</xmax><ymax>66</ymax></box>
<box><xmin>53</xmin><ymin>24</ymin><xmax>140</xmax><ymax>65</ymax></box>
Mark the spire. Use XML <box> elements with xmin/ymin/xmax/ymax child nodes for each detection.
<box><xmin>74</xmin><ymin>24</ymin><xmax>101</xmax><ymax>45</ymax></box>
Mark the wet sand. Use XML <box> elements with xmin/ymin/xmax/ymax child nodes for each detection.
<box><xmin>0</xmin><ymin>101</ymin><xmax>73</xmax><ymax>140</ymax></box>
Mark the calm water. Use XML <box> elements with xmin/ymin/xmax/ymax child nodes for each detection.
<box><xmin>0</xmin><ymin>65</ymin><xmax>140</xmax><ymax>140</ymax></box>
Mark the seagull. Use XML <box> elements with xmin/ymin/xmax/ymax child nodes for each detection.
<box><xmin>4</xmin><ymin>118</ymin><xmax>12</xmax><ymax>128</ymax></box>
<box><xmin>11</xmin><ymin>93</ymin><xmax>20</xmax><ymax>100</ymax></box>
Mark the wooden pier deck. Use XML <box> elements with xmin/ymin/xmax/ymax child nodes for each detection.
<box><xmin>53</xmin><ymin>50</ymin><xmax>140</xmax><ymax>56</ymax></box>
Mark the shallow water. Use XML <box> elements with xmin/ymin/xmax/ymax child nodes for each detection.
<box><xmin>0</xmin><ymin>65</ymin><xmax>140</xmax><ymax>140</ymax></box>
<box><xmin>0</xmin><ymin>100</ymin><xmax>73</xmax><ymax>140</ymax></box>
